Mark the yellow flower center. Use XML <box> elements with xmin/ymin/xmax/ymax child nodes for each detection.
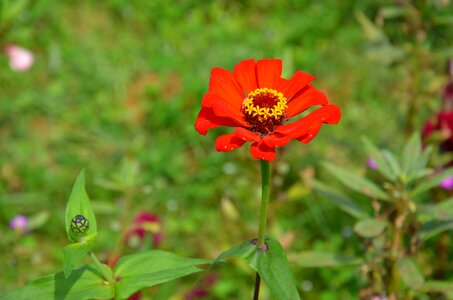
<box><xmin>242</xmin><ymin>88</ymin><xmax>287</xmax><ymax>135</ymax></box>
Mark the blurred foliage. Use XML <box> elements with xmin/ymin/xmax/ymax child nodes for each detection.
<box><xmin>1</xmin><ymin>0</ymin><xmax>453</xmax><ymax>299</ymax></box>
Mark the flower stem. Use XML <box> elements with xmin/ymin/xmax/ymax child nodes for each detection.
<box><xmin>253</xmin><ymin>160</ymin><xmax>271</xmax><ymax>300</ymax></box>
<box><xmin>257</xmin><ymin>160</ymin><xmax>270</xmax><ymax>248</ymax></box>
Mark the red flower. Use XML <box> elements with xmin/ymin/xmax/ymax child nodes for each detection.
<box><xmin>423</xmin><ymin>111</ymin><xmax>453</xmax><ymax>153</ymax></box>
<box><xmin>125</xmin><ymin>212</ymin><xmax>163</xmax><ymax>248</ymax></box>
<box><xmin>195</xmin><ymin>58</ymin><xmax>341</xmax><ymax>161</ymax></box>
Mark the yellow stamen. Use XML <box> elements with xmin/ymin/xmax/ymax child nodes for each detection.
<box><xmin>242</xmin><ymin>88</ymin><xmax>287</xmax><ymax>122</ymax></box>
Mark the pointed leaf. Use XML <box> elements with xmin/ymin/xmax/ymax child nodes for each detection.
<box><xmin>66</xmin><ymin>170</ymin><xmax>97</xmax><ymax>243</ymax></box>
<box><xmin>290</xmin><ymin>252</ymin><xmax>363</xmax><ymax>268</ymax></box>
<box><xmin>215</xmin><ymin>239</ymin><xmax>257</xmax><ymax>263</ymax></box>
<box><xmin>413</xmin><ymin>146</ymin><xmax>433</xmax><ymax>180</ymax></box>
<box><xmin>401</xmin><ymin>133</ymin><xmax>422</xmax><ymax>180</ymax></box>
<box><xmin>382</xmin><ymin>150</ymin><xmax>401</xmax><ymax>179</ymax></box>
<box><xmin>397</xmin><ymin>257</ymin><xmax>424</xmax><ymax>290</ymax></box>
<box><xmin>113</xmin><ymin>250</ymin><xmax>211</xmax><ymax>299</ymax></box>
<box><xmin>362</xmin><ymin>137</ymin><xmax>397</xmax><ymax>180</ymax></box>
<box><xmin>63</xmin><ymin>238</ymin><xmax>96</xmax><ymax>278</ymax></box>
<box><xmin>248</xmin><ymin>237</ymin><xmax>301</xmax><ymax>300</ymax></box>
<box><xmin>419</xmin><ymin>198</ymin><xmax>453</xmax><ymax>221</ymax></box>
<box><xmin>354</xmin><ymin>218</ymin><xmax>387</xmax><ymax>238</ymax></box>
<box><xmin>411</xmin><ymin>168</ymin><xmax>453</xmax><ymax>197</ymax></box>
<box><xmin>420</xmin><ymin>220</ymin><xmax>453</xmax><ymax>241</ymax></box>
<box><xmin>323</xmin><ymin>162</ymin><xmax>388</xmax><ymax>201</ymax></box>
<box><xmin>3</xmin><ymin>265</ymin><xmax>114</xmax><ymax>300</ymax></box>
<box><xmin>313</xmin><ymin>181</ymin><xmax>369</xmax><ymax>219</ymax></box>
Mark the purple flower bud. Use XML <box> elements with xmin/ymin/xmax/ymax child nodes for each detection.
<box><xmin>9</xmin><ymin>215</ymin><xmax>28</xmax><ymax>232</ymax></box>
<box><xmin>367</xmin><ymin>158</ymin><xmax>378</xmax><ymax>170</ymax></box>
<box><xmin>440</xmin><ymin>176</ymin><xmax>453</xmax><ymax>190</ymax></box>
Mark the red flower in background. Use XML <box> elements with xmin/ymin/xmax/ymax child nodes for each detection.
<box><xmin>195</xmin><ymin>58</ymin><xmax>341</xmax><ymax>161</ymax></box>
<box><xmin>184</xmin><ymin>273</ymin><xmax>218</xmax><ymax>300</ymax></box>
<box><xmin>125</xmin><ymin>212</ymin><xmax>163</xmax><ymax>248</ymax></box>
<box><xmin>423</xmin><ymin>112</ymin><xmax>453</xmax><ymax>153</ymax></box>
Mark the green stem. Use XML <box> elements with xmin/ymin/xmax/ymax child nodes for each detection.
<box><xmin>90</xmin><ymin>252</ymin><xmax>114</xmax><ymax>283</ymax></box>
<box><xmin>253</xmin><ymin>160</ymin><xmax>271</xmax><ymax>300</ymax></box>
<box><xmin>257</xmin><ymin>160</ymin><xmax>270</xmax><ymax>248</ymax></box>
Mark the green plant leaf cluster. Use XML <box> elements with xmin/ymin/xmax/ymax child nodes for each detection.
<box><xmin>215</xmin><ymin>237</ymin><xmax>300</xmax><ymax>300</ymax></box>
<box><xmin>5</xmin><ymin>171</ymin><xmax>210</xmax><ymax>300</ymax></box>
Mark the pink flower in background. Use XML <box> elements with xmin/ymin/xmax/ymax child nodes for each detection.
<box><xmin>9</xmin><ymin>215</ymin><xmax>28</xmax><ymax>234</ymax></box>
<box><xmin>125</xmin><ymin>212</ymin><xmax>163</xmax><ymax>248</ymax></box>
<box><xmin>5</xmin><ymin>45</ymin><xmax>34</xmax><ymax>72</ymax></box>
<box><xmin>367</xmin><ymin>158</ymin><xmax>378</xmax><ymax>170</ymax></box>
<box><xmin>440</xmin><ymin>176</ymin><xmax>453</xmax><ymax>190</ymax></box>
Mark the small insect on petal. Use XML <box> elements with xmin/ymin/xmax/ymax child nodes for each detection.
<box><xmin>71</xmin><ymin>214</ymin><xmax>90</xmax><ymax>235</ymax></box>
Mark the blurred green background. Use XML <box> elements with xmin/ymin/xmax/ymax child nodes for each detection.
<box><xmin>1</xmin><ymin>0</ymin><xmax>453</xmax><ymax>299</ymax></box>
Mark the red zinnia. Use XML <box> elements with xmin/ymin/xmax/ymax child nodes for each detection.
<box><xmin>195</xmin><ymin>58</ymin><xmax>341</xmax><ymax>161</ymax></box>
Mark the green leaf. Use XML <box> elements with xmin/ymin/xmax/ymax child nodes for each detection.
<box><xmin>215</xmin><ymin>239</ymin><xmax>257</xmax><ymax>262</ymax></box>
<box><xmin>420</xmin><ymin>220</ymin><xmax>453</xmax><ymax>241</ymax></box>
<box><xmin>323</xmin><ymin>162</ymin><xmax>388</xmax><ymax>201</ymax></box>
<box><xmin>248</xmin><ymin>238</ymin><xmax>301</xmax><ymax>300</ymax></box>
<box><xmin>382</xmin><ymin>150</ymin><xmax>401</xmax><ymax>180</ymax></box>
<box><xmin>63</xmin><ymin>238</ymin><xmax>96</xmax><ymax>278</ymax></box>
<box><xmin>313</xmin><ymin>180</ymin><xmax>369</xmax><ymax>219</ymax></box>
<box><xmin>290</xmin><ymin>252</ymin><xmax>363</xmax><ymax>268</ymax></box>
<box><xmin>413</xmin><ymin>146</ymin><xmax>433</xmax><ymax>180</ymax></box>
<box><xmin>397</xmin><ymin>257</ymin><xmax>424</xmax><ymax>290</ymax></box>
<box><xmin>3</xmin><ymin>265</ymin><xmax>114</xmax><ymax>300</ymax></box>
<box><xmin>113</xmin><ymin>250</ymin><xmax>211</xmax><ymax>299</ymax></box>
<box><xmin>411</xmin><ymin>168</ymin><xmax>453</xmax><ymax>197</ymax></box>
<box><xmin>419</xmin><ymin>198</ymin><xmax>453</xmax><ymax>221</ymax></box>
<box><xmin>362</xmin><ymin>137</ymin><xmax>397</xmax><ymax>180</ymax></box>
<box><xmin>66</xmin><ymin>170</ymin><xmax>97</xmax><ymax>243</ymax></box>
<box><xmin>401</xmin><ymin>132</ymin><xmax>422</xmax><ymax>181</ymax></box>
<box><xmin>353</xmin><ymin>218</ymin><xmax>387</xmax><ymax>238</ymax></box>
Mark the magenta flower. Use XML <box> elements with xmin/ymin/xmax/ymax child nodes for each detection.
<box><xmin>9</xmin><ymin>215</ymin><xmax>28</xmax><ymax>233</ymax></box>
<box><xmin>440</xmin><ymin>176</ymin><xmax>453</xmax><ymax>190</ymax></box>
<box><xmin>367</xmin><ymin>158</ymin><xmax>378</xmax><ymax>170</ymax></box>
<box><xmin>5</xmin><ymin>45</ymin><xmax>34</xmax><ymax>72</ymax></box>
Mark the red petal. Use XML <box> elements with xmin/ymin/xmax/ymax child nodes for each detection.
<box><xmin>256</xmin><ymin>59</ymin><xmax>282</xmax><ymax>89</ymax></box>
<box><xmin>276</xmin><ymin>78</ymin><xmax>288</xmax><ymax>91</ymax></box>
<box><xmin>250</xmin><ymin>141</ymin><xmax>276</xmax><ymax>161</ymax></box>
<box><xmin>195</xmin><ymin>107</ymin><xmax>239</xmax><ymax>135</ymax></box>
<box><xmin>282</xmin><ymin>71</ymin><xmax>316</xmax><ymax>99</ymax></box>
<box><xmin>234</xmin><ymin>127</ymin><xmax>260</xmax><ymax>142</ymax></box>
<box><xmin>286</xmin><ymin>86</ymin><xmax>328</xmax><ymax>118</ymax></box>
<box><xmin>233</xmin><ymin>59</ymin><xmax>258</xmax><ymax>94</ymax></box>
<box><xmin>202</xmin><ymin>93</ymin><xmax>248</xmax><ymax>126</ymax></box>
<box><xmin>262</xmin><ymin>133</ymin><xmax>291</xmax><ymax>148</ymax></box>
<box><xmin>216</xmin><ymin>134</ymin><xmax>246</xmax><ymax>152</ymax></box>
<box><xmin>209</xmin><ymin>67</ymin><xmax>243</xmax><ymax>109</ymax></box>
<box><xmin>275</xmin><ymin>104</ymin><xmax>341</xmax><ymax>141</ymax></box>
